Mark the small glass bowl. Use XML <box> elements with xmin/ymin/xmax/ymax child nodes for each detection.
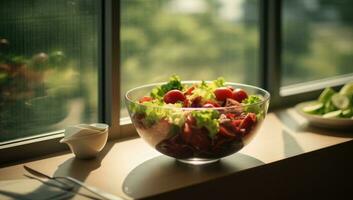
<box><xmin>125</xmin><ymin>81</ymin><xmax>270</xmax><ymax>165</ymax></box>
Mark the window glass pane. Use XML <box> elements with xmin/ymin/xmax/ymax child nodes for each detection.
<box><xmin>121</xmin><ymin>0</ymin><xmax>259</xmax><ymax>117</ymax></box>
<box><xmin>282</xmin><ymin>0</ymin><xmax>353</xmax><ymax>86</ymax></box>
<box><xmin>0</xmin><ymin>0</ymin><xmax>100</xmax><ymax>142</ymax></box>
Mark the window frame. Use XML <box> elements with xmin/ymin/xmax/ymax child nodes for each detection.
<box><xmin>1</xmin><ymin>0</ymin><xmax>352</xmax><ymax>165</ymax></box>
<box><xmin>262</xmin><ymin>0</ymin><xmax>352</xmax><ymax>109</ymax></box>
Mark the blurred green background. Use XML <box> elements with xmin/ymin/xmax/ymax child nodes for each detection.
<box><xmin>120</xmin><ymin>0</ymin><xmax>260</xmax><ymax>117</ymax></box>
<box><xmin>282</xmin><ymin>0</ymin><xmax>353</xmax><ymax>85</ymax></box>
<box><xmin>120</xmin><ymin>0</ymin><xmax>353</xmax><ymax>117</ymax></box>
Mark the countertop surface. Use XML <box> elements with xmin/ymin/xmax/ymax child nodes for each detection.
<box><xmin>1</xmin><ymin>108</ymin><xmax>353</xmax><ymax>199</ymax></box>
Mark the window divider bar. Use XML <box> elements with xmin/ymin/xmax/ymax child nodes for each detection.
<box><xmin>259</xmin><ymin>0</ymin><xmax>268</xmax><ymax>90</ymax></box>
<box><xmin>98</xmin><ymin>0</ymin><xmax>104</xmax><ymax>123</ymax></box>
<box><xmin>260</xmin><ymin>0</ymin><xmax>282</xmax><ymax>108</ymax></box>
<box><xmin>103</xmin><ymin>0</ymin><xmax>121</xmax><ymax>139</ymax></box>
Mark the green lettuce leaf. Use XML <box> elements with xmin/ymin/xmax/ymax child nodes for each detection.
<box><xmin>150</xmin><ymin>75</ymin><xmax>183</xmax><ymax>99</ymax></box>
<box><xmin>242</xmin><ymin>95</ymin><xmax>262</xmax><ymax>105</ymax></box>
<box><xmin>191</xmin><ymin>109</ymin><xmax>220</xmax><ymax>138</ymax></box>
<box><xmin>130</xmin><ymin>100</ymin><xmax>185</xmax><ymax>127</ymax></box>
<box><xmin>212</xmin><ymin>77</ymin><xmax>225</xmax><ymax>88</ymax></box>
<box><xmin>242</xmin><ymin>95</ymin><xmax>265</xmax><ymax>120</ymax></box>
<box><xmin>190</xmin><ymin>81</ymin><xmax>216</xmax><ymax>102</ymax></box>
<box><xmin>189</xmin><ymin>77</ymin><xmax>225</xmax><ymax>103</ymax></box>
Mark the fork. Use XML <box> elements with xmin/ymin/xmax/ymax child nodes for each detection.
<box><xmin>23</xmin><ymin>165</ymin><xmax>124</xmax><ymax>200</ymax></box>
<box><xmin>23</xmin><ymin>165</ymin><xmax>73</xmax><ymax>190</ymax></box>
<box><xmin>24</xmin><ymin>174</ymin><xmax>101</xmax><ymax>200</ymax></box>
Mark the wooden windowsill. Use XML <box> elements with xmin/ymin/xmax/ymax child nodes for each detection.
<box><xmin>1</xmin><ymin>108</ymin><xmax>353</xmax><ymax>199</ymax></box>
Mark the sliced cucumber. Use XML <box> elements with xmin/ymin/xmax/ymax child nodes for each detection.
<box><xmin>324</xmin><ymin>101</ymin><xmax>336</xmax><ymax>113</ymax></box>
<box><xmin>302</xmin><ymin>102</ymin><xmax>323</xmax><ymax>114</ymax></box>
<box><xmin>301</xmin><ymin>84</ymin><xmax>353</xmax><ymax>119</ymax></box>
<box><xmin>331</xmin><ymin>93</ymin><xmax>350</xmax><ymax>110</ymax></box>
<box><xmin>339</xmin><ymin>82</ymin><xmax>353</xmax><ymax>96</ymax></box>
<box><xmin>322</xmin><ymin>110</ymin><xmax>342</xmax><ymax>118</ymax></box>
<box><xmin>318</xmin><ymin>87</ymin><xmax>336</xmax><ymax>103</ymax></box>
<box><xmin>342</xmin><ymin>109</ymin><xmax>353</xmax><ymax>118</ymax></box>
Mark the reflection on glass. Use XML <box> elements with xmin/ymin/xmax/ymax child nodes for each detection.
<box><xmin>282</xmin><ymin>0</ymin><xmax>353</xmax><ymax>86</ymax></box>
<box><xmin>120</xmin><ymin>0</ymin><xmax>260</xmax><ymax>117</ymax></box>
<box><xmin>0</xmin><ymin>0</ymin><xmax>100</xmax><ymax>142</ymax></box>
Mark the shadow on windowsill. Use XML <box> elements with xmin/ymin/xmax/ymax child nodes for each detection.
<box><xmin>282</xmin><ymin>129</ymin><xmax>304</xmax><ymax>157</ymax></box>
<box><xmin>122</xmin><ymin>153</ymin><xmax>264</xmax><ymax>199</ymax></box>
<box><xmin>18</xmin><ymin>140</ymin><xmax>117</xmax><ymax>199</ymax></box>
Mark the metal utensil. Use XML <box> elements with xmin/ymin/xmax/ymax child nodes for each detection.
<box><xmin>23</xmin><ymin>174</ymin><xmax>72</xmax><ymax>191</ymax></box>
<box><xmin>23</xmin><ymin>165</ymin><xmax>72</xmax><ymax>190</ymax></box>
<box><xmin>23</xmin><ymin>165</ymin><xmax>124</xmax><ymax>200</ymax></box>
<box><xmin>24</xmin><ymin>174</ymin><xmax>101</xmax><ymax>200</ymax></box>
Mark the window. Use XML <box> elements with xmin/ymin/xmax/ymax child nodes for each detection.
<box><xmin>1</xmin><ymin>0</ymin><xmax>353</xmax><ymax>162</ymax></box>
<box><xmin>120</xmin><ymin>0</ymin><xmax>260</xmax><ymax>117</ymax></box>
<box><xmin>0</xmin><ymin>0</ymin><xmax>101</xmax><ymax>143</ymax></box>
<box><xmin>281</xmin><ymin>0</ymin><xmax>353</xmax><ymax>92</ymax></box>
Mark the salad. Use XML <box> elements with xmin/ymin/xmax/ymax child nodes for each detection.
<box><xmin>128</xmin><ymin>76</ymin><xmax>267</xmax><ymax>159</ymax></box>
<box><xmin>302</xmin><ymin>82</ymin><xmax>353</xmax><ymax>119</ymax></box>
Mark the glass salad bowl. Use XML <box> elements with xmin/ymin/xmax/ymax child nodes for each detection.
<box><xmin>125</xmin><ymin>78</ymin><xmax>270</xmax><ymax>165</ymax></box>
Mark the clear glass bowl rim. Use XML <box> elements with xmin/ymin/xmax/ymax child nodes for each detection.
<box><xmin>125</xmin><ymin>81</ymin><xmax>270</xmax><ymax>111</ymax></box>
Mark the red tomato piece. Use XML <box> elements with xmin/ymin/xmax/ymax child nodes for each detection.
<box><xmin>184</xmin><ymin>86</ymin><xmax>195</xmax><ymax>96</ymax></box>
<box><xmin>232</xmin><ymin>88</ymin><xmax>248</xmax><ymax>103</ymax></box>
<box><xmin>183</xmin><ymin>99</ymin><xmax>190</xmax><ymax>107</ymax></box>
<box><xmin>139</xmin><ymin>96</ymin><xmax>153</xmax><ymax>103</ymax></box>
<box><xmin>214</xmin><ymin>87</ymin><xmax>233</xmax><ymax>101</ymax></box>
<box><xmin>239</xmin><ymin>113</ymin><xmax>257</xmax><ymax>131</ymax></box>
<box><xmin>189</xmin><ymin>129</ymin><xmax>211</xmax><ymax>151</ymax></box>
<box><xmin>225</xmin><ymin>113</ymin><xmax>236</xmax><ymax>119</ymax></box>
<box><xmin>204</xmin><ymin>100</ymin><xmax>221</xmax><ymax>107</ymax></box>
<box><xmin>231</xmin><ymin>119</ymin><xmax>243</xmax><ymax>127</ymax></box>
<box><xmin>218</xmin><ymin>126</ymin><xmax>236</xmax><ymax>139</ymax></box>
<box><xmin>191</xmin><ymin>96</ymin><xmax>202</xmax><ymax>107</ymax></box>
<box><xmin>227</xmin><ymin>86</ymin><xmax>234</xmax><ymax>91</ymax></box>
<box><xmin>163</xmin><ymin>90</ymin><xmax>186</xmax><ymax>104</ymax></box>
<box><xmin>225</xmin><ymin>98</ymin><xmax>242</xmax><ymax>107</ymax></box>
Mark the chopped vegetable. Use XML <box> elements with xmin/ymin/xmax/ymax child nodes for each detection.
<box><xmin>133</xmin><ymin>77</ymin><xmax>265</xmax><ymax>128</ymax></box>
<box><xmin>163</xmin><ymin>90</ymin><xmax>186</xmax><ymax>104</ymax></box>
<box><xmin>302</xmin><ymin>102</ymin><xmax>323</xmax><ymax>114</ymax></box>
<box><xmin>128</xmin><ymin>76</ymin><xmax>267</xmax><ymax>159</ymax></box>
<box><xmin>331</xmin><ymin>93</ymin><xmax>350</xmax><ymax>110</ymax></box>
<box><xmin>302</xmin><ymin>83</ymin><xmax>353</xmax><ymax>119</ymax></box>
<box><xmin>191</xmin><ymin>110</ymin><xmax>220</xmax><ymax>138</ymax></box>
<box><xmin>232</xmin><ymin>88</ymin><xmax>248</xmax><ymax>102</ymax></box>
<box><xmin>189</xmin><ymin>80</ymin><xmax>216</xmax><ymax>103</ymax></box>
<box><xmin>242</xmin><ymin>95</ymin><xmax>262</xmax><ymax>105</ymax></box>
<box><xmin>323</xmin><ymin>110</ymin><xmax>342</xmax><ymax>118</ymax></box>
<box><xmin>339</xmin><ymin>82</ymin><xmax>353</xmax><ymax>96</ymax></box>
<box><xmin>150</xmin><ymin>75</ymin><xmax>183</xmax><ymax>99</ymax></box>
<box><xmin>214</xmin><ymin>87</ymin><xmax>233</xmax><ymax>101</ymax></box>
<box><xmin>318</xmin><ymin>87</ymin><xmax>335</xmax><ymax>103</ymax></box>
<box><xmin>212</xmin><ymin>77</ymin><xmax>225</xmax><ymax>87</ymax></box>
